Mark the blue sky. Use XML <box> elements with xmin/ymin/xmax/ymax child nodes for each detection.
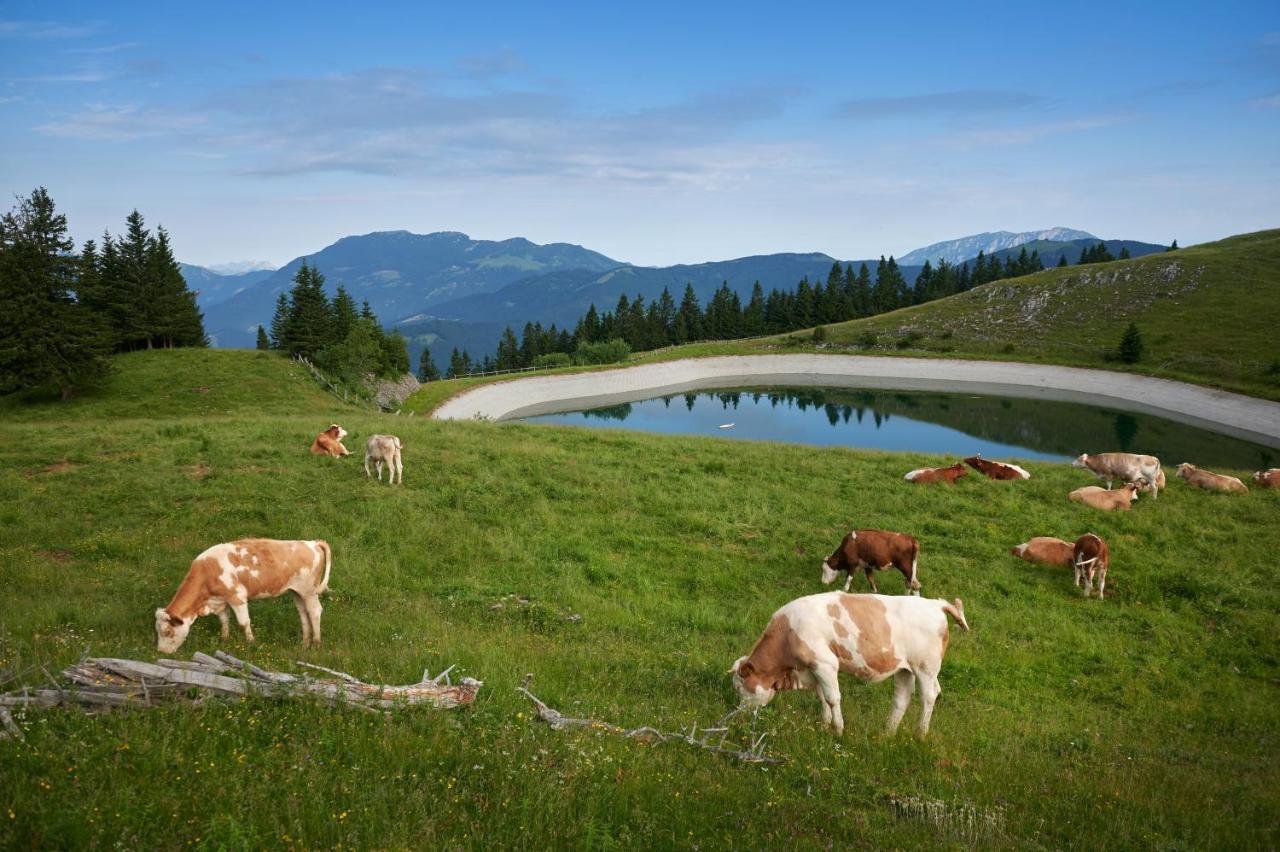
<box><xmin>2</xmin><ymin>1</ymin><xmax>1278</xmax><ymax>268</ymax></box>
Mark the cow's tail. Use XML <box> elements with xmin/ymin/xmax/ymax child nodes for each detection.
<box><xmin>316</xmin><ymin>540</ymin><xmax>332</xmax><ymax>594</ymax></box>
<box><xmin>941</xmin><ymin>598</ymin><xmax>969</xmax><ymax>632</ymax></box>
<box><xmin>910</xmin><ymin>538</ymin><xmax>921</xmax><ymax>592</ymax></box>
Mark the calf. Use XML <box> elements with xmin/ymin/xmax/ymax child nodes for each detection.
<box><xmin>1068</xmin><ymin>483</ymin><xmax>1139</xmax><ymax>511</ymax></box>
<box><xmin>822</xmin><ymin>529</ymin><xmax>921</xmax><ymax>595</ymax></box>
<box><xmin>1011</xmin><ymin>537</ymin><xmax>1075</xmax><ymax>568</ymax></box>
<box><xmin>310</xmin><ymin>424</ymin><xmax>351</xmax><ymax>457</ymax></box>
<box><xmin>1073</xmin><ymin>533</ymin><xmax>1110</xmax><ymax>599</ymax></box>
<box><xmin>1253</xmin><ymin>468</ymin><xmax>1280</xmax><ymax>489</ymax></box>
<box><xmin>1175</xmin><ymin>463</ymin><xmax>1248</xmax><ymax>494</ymax></box>
<box><xmin>729</xmin><ymin>592</ymin><xmax>968</xmax><ymax>736</ymax></box>
<box><xmin>963</xmin><ymin>454</ymin><xmax>1030</xmax><ymax>480</ymax></box>
<box><xmin>364</xmin><ymin>434</ymin><xmax>404</xmax><ymax>485</ymax></box>
<box><xmin>904</xmin><ymin>462</ymin><xmax>967</xmax><ymax>484</ymax></box>
<box><xmin>155</xmin><ymin>539</ymin><xmax>332</xmax><ymax>653</ymax></box>
<box><xmin>1072</xmin><ymin>452</ymin><xmax>1163</xmax><ymax>498</ymax></box>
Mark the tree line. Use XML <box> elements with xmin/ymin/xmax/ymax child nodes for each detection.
<box><xmin>0</xmin><ymin>187</ymin><xmax>206</xmax><ymax>399</ymax></box>
<box><xmin>264</xmin><ymin>261</ymin><xmax>410</xmax><ymax>388</ymax></box>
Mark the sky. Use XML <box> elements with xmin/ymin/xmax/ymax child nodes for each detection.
<box><xmin>2</xmin><ymin>1</ymin><xmax>1278</xmax><ymax>269</ymax></box>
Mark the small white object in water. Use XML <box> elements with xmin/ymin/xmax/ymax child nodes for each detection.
<box><xmin>719</xmin><ymin>423</ymin><xmax>735</xmax><ymax>429</ymax></box>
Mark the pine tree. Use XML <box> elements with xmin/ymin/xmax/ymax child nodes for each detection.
<box><xmin>1119</xmin><ymin>246</ymin><xmax>1131</xmax><ymax>260</ymax></box>
<box><xmin>256</xmin><ymin>325</ymin><xmax>269</xmax><ymax>350</ymax></box>
<box><xmin>854</xmin><ymin>263</ymin><xmax>872</xmax><ymax>316</ymax></box>
<box><xmin>1117</xmin><ymin>323</ymin><xmax>1144</xmax><ymax>363</ymax></box>
<box><xmin>447</xmin><ymin>347</ymin><xmax>464</xmax><ymax>379</ymax></box>
<box><xmin>282</xmin><ymin>261</ymin><xmax>331</xmax><ymax>359</ymax></box>
<box><xmin>677</xmin><ymin>284</ymin><xmax>703</xmax><ymax>342</ymax></box>
<box><xmin>145</xmin><ymin>226</ymin><xmax>205</xmax><ymax>348</ymax></box>
<box><xmin>0</xmin><ymin>187</ymin><xmax>112</xmax><ymax>398</ymax></box>
<box><xmin>382</xmin><ymin>330</ymin><xmax>410</xmax><ymax>375</ymax></box>
<box><xmin>496</xmin><ymin>327</ymin><xmax>520</xmax><ymax>370</ymax></box>
<box><xmin>1057</xmin><ymin>254</ymin><xmax>1069</xmax><ymax>268</ymax></box>
<box><xmin>269</xmin><ymin>293</ymin><xmax>289</xmax><ymax>349</ymax></box>
<box><xmin>330</xmin><ymin>285</ymin><xmax>357</xmax><ymax>345</ymax></box>
<box><xmin>1167</xmin><ymin>240</ymin><xmax>1178</xmax><ymax>252</ymax></box>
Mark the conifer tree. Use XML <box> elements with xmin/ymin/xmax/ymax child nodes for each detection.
<box><xmin>677</xmin><ymin>284</ymin><xmax>703</xmax><ymax>342</ymax></box>
<box><xmin>1058</xmin><ymin>254</ymin><xmax>1069</xmax><ymax>267</ymax></box>
<box><xmin>330</xmin><ymin>285</ymin><xmax>357</xmax><ymax>345</ymax></box>
<box><xmin>256</xmin><ymin>325</ymin><xmax>269</xmax><ymax>350</ymax></box>
<box><xmin>282</xmin><ymin>261</ymin><xmax>331</xmax><ymax>359</ymax></box>
<box><xmin>1119</xmin><ymin>246</ymin><xmax>1131</xmax><ymax>260</ymax></box>
<box><xmin>1117</xmin><ymin>323</ymin><xmax>1144</xmax><ymax>363</ymax></box>
<box><xmin>0</xmin><ymin>187</ymin><xmax>112</xmax><ymax>398</ymax></box>
<box><xmin>1167</xmin><ymin>240</ymin><xmax>1178</xmax><ymax>251</ymax></box>
<box><xmin>496</xmin><ymin>327</ymin><xmax>520</xmax><ymax>370</ymax></box>
<box><xmin>854</xmin><ymin>263</ymin><xmax>872</xmax><ymax>316</ymax></box>
<box><xmin>269</xmin><ymin>293</ymin><xmax>289</xmax><ymax>349</ymax></box>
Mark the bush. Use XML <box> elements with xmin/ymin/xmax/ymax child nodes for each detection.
<box><xmin>572</xmin><ymin>338</ymin><xmax>631</xmax><ymax>366</ymax></box>
<box><xmin>1001</xmin><ymin>342</ymin><xmax>1016</xmax><ymax>354</ymax></box>
<box><xmin>857</xmin><ymin>331</ymin><xmax>878</xmax><ymax>349</ymax></box>
<box><xmin>812</xmin><ymin>325</ymin><xmax>827</xmax><ymax>343</ymax></box>
<box><xmin>896</xmin><ymin>331</ymin><xmax>924</xmax><ymax>350</ymax></box>
<box><xmin>533</xmin><ymin>352</ymin><xmax>572</xmax><ymax>369</ymax></box>
<box><xmin>1117</xmin><ymin>323</ymin><xmax>1144</xmax><ymax>364</ymax></box>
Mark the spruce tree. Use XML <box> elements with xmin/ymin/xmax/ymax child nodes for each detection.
<box><xmin>282</xmin><ymin>261</ymin><xmax>331</xmax><ymax>359</ymax></box>
<box><xmin>677</xmin><ymin>284</ymin><xmax>703</xmax><ymax>342</ymax></box>
<box><xmin>496</xmin><ymin>327</ymin><xmax>520</xmax><ymax>370</ymax></box>
<box><xmin>1057</xmin><ymin>254</ymin><xmax>1069</xmax><ymax>267</ymax></box>
<box><xmin>331</xmin><ymin>285</ymin><xmax>357</xmax><ymax>345</ymax></box>
<box><xmin>1119</xmin><ymin>246</ymin><xmax>1131</xmax><ymax>260</ymax></box>
<box><xmin>382</xmin><ymin>330</ymin><xmax>410</xmax><ymax>375</ymax></box>
<box><xmin>1167</xmin><ymin>240</ymin><xmax>1178</xmax><ymax>251</ymax></box>
<box><xmin>256</xmin><ymin>325</ymin><xmax>269</xmax><ymax>350</ymax></box>
<box><xmin>0</xmin><ymin>187</ymin><xmax>112</xmax><ymax>398</ymax></box>
<box><xmin>269</xmin><ymin>293</ymin><xmax>289</xmax><ymax>349</ymax></box>
<box><xmin>146</xmin><ymin>226</ymin><xmax>205</xmax><ymax>348</ymax></box>
<box><xmin>854</xmin><ymin>263</ymin><xmax>872</xmax><ymax>316</ymax></box>
<box><xmin>417</xmin><ymin>348</ymin><xmax>440</xmax><ymax>382</ymax></box>
<box><xmin>1117</xmin><ymin>323</ymin><xmax>1144</xmax><ymax>364</ymax></box>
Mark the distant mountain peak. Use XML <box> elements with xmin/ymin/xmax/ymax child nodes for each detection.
<box><xmin>898</xmin><ymin>227</ymin><xmax>1097</xmax><ymax>266</ymax></box>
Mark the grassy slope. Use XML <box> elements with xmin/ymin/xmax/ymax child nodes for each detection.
<box><xmin>1</xmin><ymin>350</ymin><xmax>1277</xmax><ymax>849</ymax></box>
<box><xmin>405</xmin><ymin>229</ymin><xmax>1280</xmax><ymax>415</ymax></box>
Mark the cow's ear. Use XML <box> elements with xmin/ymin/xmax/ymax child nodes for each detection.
<box><xmin>737</xmin><ymin>661</ymin><xmax>754</xmax><ymax>677</ymax></box>
<box><xmin>168</xmin><ymin>613</ymin><xmax>183</xmax><ymax>626</ymax></box>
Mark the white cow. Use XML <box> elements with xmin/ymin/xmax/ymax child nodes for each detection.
<box><xmin>730</xmin><ymin>592</ymin><xmax>968</xmax><ymax>736</ymax></box>
<box><xmin>364</xmin><ymin>434</ymin><xmax>404</xmax><ymax>485</ymax></box>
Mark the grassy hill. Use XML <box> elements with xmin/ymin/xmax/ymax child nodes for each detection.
<box><xmin>778</xmin><ymin>229</ymin><xmax>1280</xmax><ymax>400</ymax></box>
<box><xmin>1</xmin><ymin>349</ymin><xmax>1277</xmax><ymax>848</ymax></box>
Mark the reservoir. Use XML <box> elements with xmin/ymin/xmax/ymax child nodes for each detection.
<box><xmin>523</xmin><ymin>386</ymin><xmax>1276</xmax><ymax>469</ymax></box>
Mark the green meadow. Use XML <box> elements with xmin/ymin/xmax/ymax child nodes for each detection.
<box><xmin>1</xmin><ymin>350</ymin><xmax>1277</xmax><ymax>849</ymax></box>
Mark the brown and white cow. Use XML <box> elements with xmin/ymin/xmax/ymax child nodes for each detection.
<box><xmin>821</xmin><ymin>529</ymin><xmax>921</xmax><ymax>595</ymax></box>
<box><xmin>963</xmin><ymin>454</ymin><xmax>1031</xmax><ymax>480</ymax></box>
<box><xmin>1073</xmin><ymin>533</ymin><xmax>1109</xmax><ymax>599</ymax></box>
<box><xmin>1011</xmin><ymin>537</ymin><xmax>1075</xmax><ymax>568</ymax></box>
<box><xmin>364</xmin><ymin>434</ymin><xmax>404</xmax><ymax>485</ymax></box>
<box><xmin>729</xmin><ymin>592</ymin><xmax>968</xmax><ymax>735</ymax></box>
<box><xmin>310</xmin><ymin>424</ymin><xmax>351</xmax><ymax>457</ymax></box>
<box><xmin>1072</xmin><ymin>452</ymin><xmax>1163</xmax><ymax>498</ymax></box>
<box><xmin>1068</xmin><ymin>483</ymin><xmax>1139</xmax><ymax>511</ymax></box>
<box><xmin>904</xmin><ymin>462</ymin><xmax>967</xmax><ymax>484</ymax></box>
<box><xmin>1253</xmin><ymin>468</ymin><xmax>1280</xmax><ymax>489</ymax></box>
<box><xmin>155</xmin><ymin>539</ymin><xmax>332</xmax><ymax>653</ymax></box>
<box><xmin>1175</xmin><ymin>463</ymin><xmax>1248</xmax><ymax>494</ymax></box>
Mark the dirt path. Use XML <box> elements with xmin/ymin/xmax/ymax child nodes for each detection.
<box><xmin>431</xmin><ymin>354</ymin><xmax>1280</xmax><ymax>448</ymax></box>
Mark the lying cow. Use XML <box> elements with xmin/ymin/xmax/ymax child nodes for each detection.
<box><xmin>822</xmin><ymin>529</ymin><xmax>921</xmax><ymax>595</ymax></box>
<box><xmin>1175</xmin><ymin>463</ymin><xmax>1248</xmax><ymax>494</ymax></box>
<box><xmin>1011</xmin><ymin>537</ymin><xmax>1075</xmax><ymax>568</ymax></box>
<box><xmin>1068</xmin><ymin>483</ymin><xmax>1139</xmax><ymax>511</ymax></box>
<box><xmin>1072</xmin><ymin>452</ymin><xmax>1163</xmax><ymax>498</ymax></box>
<box><xmin>963</xmin><ymin>454</ymin><xmax>1030</xmax><ymax>480</ymax></box>
<box><xmin>310</xmin><ymin>424</ymin><xmax>351</xmax><ymax>457</ymax></box>
<box><xmin>1253</xmin><ymin>468</ymin><xmax>1280</xmax><ymax>489</ymax></box>
<box><xmin>904</xmin><ymin>462</ymin><xmax>967</xmax><ymax>484</ymax></box>
<box><xmin>729</xmin><ymin>592</ymin><xmax>968</xmax><ymax>736</ymax></box>
<box><xmin>155</xmin><ymin>538</ymin><xmax>332</xmax><ymax>653</ymax></box>
<box><xmin>1073</xmin><ymin>533</ymin><xmax>1109</xmax><ymax>599</ymax></box>
<box><xmin>364</xmin><ymin>434</ymin><xmax>404</xmax><ymax>485</ymax></box>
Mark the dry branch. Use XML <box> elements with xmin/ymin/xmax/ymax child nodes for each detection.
<box><xmin>515</xmin><ymin>682</ymin><xmax>778</xmax><ymax>765</ymax></box>
<box><xmin>0</xmin><ymin>652</ymin><xmax>482</xmax><ymax>727</ymax></box>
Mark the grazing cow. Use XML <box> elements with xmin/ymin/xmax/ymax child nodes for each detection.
<box><xmin>1073</xmin><ymin>533</ymin><xmax>1110</xmax><ymax>599</ymax></box>
<box><xmin>1175</xmin><ymin>463</ymin><xmax>1248</xmax><ymax>494</ymax></box>
<box><xmin>904</xmin><ymin>462</ymin><xmax>968</xmax><ymax>484</ymax></box>
<box><xmin>364</xmin><ymin>434</ymin><xmax>404</xmax><ymax>485</ymax></box>
<box><xmin>822</xmin><ymin>530</ymin><xmax>921</xmax><ymax>595</ymax></box>
<box><xmin>729</xmin><ymin>592</ymin><xmax>968</xmax><ymax>736</ymax></box>
<box><xmin>310</xmin><ymin>424</ymin><xmax>351</xmax><ymax>457</ymax></box>
<box><xmin>1072</xmin><ymin>452</ymin><xmax>1163</xmax><ymax>498</ymax></box>
<box><xmin>1068</xmin><ymin>483</ymin><xmax>1139</xmax><ymax>511</ymax></box>
<box><xmin>963</xmin><ymin>454</ymin><xmax>1031</xmax><ymax>480</ymax></box>
<box><xmin>1010</xmin><ymin>537</ymin><xmax>1075</xmax><ymax>568</ymax></box>
<box><xmin>155</xmin><ymin>539</ymin><xmax>332</xmax><ymax>653</ymax></box>
<box><xmin>1253</xmin><ymin>468</ymin><xmax>1280</xmax><ymax>489</ymax></box>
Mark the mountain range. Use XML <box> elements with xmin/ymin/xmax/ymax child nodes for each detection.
<box><xmin>185</xmin><ymin>228</ymin><xmax>1168</xmax><ymax>365</ymax></box>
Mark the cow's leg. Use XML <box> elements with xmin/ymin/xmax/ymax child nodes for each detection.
<box><xmin>1097</xmin><ymin>568</ymin><xmax>1107</xmax><ymax>600</ymax></box>
<box><xmin>216</xmin><ymin>606</ymin><xmax>230</xmax><ymax>640</ymax></box>
<box><xmin>814</xmin><ymin>682</ymin><xmax>832</xmax><ymax>727</ymax></box>
<box><xmin>304</xmin><ymin>595</ymin><xmax>323</xmax><ymax>646</ymax></box>
<box><xmin>842</xmin><ymin>571</ymin><xmax>852</xmax><ymax>592</ymax></box>
<box><xmin>813</xmin><ymin>665</ymin><xmax>843</xmax><ymax>734</ymax></box>
<box><xmin>364</xmin><ymin>456</ymin><xmax>372</xmax><ymax>478</ymax></box>
<box><xmin>1105</xmin><ymin>478</ymin><xmax>1113</xmax><ymax>490</ymax></box>
<box><xmin>230</xmin><ymin>602</ymin><xmax>254</xmax><ymax>643</ymax></box>
<box><xmin>916</xmin><ymin>670</ymin><xmax>942</xmax><ymax>736</ymax></box>
<box><xmin>292</xmin><ymin>592</ymin><xmax>312</xmax><ymax>646</ymax></box>
<box><xmin>886</xmin><ymin>669</ymin><xmax>916</xmax><ymax>734</ymax></box>
<box><xmin>865</xmin><ymin>566</ymin><xmax>878</xmax><ymax>594</ymax></box>
<box><xmin>394</xmin><ymin>454</ymin><xmax>403</xmax><ymax>485</ymax></box>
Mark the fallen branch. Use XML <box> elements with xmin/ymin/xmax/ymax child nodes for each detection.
<box><xmin>0</xmin><ymin>652</ymin><xmax>482</xmax><ymax>724</ymax></box>
<box><xmin>515</xmin><ymin>680</ymin><xmax>777</xmax><ymax>765</ymax></box>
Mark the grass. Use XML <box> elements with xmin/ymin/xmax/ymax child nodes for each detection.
<box><xmin>1</xmin><ymin>349</ymin><xmax>1277</xmax><ymax>848</ymax></box>
<box><xmin>405</xmin><ymin>229</ymin><xmax>1280</xmax><ymax>415</ymax></box>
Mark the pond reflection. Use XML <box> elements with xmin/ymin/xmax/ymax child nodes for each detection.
<box><xmin>524</xmin><ymin>387</ymin><xmax>1275</xmax><ymax>469</ymax></box>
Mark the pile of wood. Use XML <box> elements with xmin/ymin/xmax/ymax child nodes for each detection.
<box><xmin>0</xmin><ymin>650</ymin><xmax>480</xmax><ymax>737</ymax></box>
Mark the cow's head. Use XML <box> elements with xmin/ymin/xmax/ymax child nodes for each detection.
<box><xmin>327</xmin><ymin>424</ymin><xmax>348</xmax><ymax>441</ymax></box>
<box><xmin>155</xmin><ymin>608</ymin><xmax>193</xmax><ymax>654</ymax></box>
<box><xmin>728</xmin><ymin>657</ymin><xmax>776</xmax><ymax>708</ymax></box>
<box><xmin>1071</xmin><ymin>454</ymin><xmax>1090</xmax><ymax>469</ymax></box>
<box><xmin>1175</xmin><ymin>463</ymin><xmax>1195</xmax><ymax>480</ymax></box>
<box><xmin>949</xmin><ymin>463</ymin><xmax>968</xmax><ymax>478</ymax></box>
<box><xmin>1123</xmin><ymin>483</ymin><xmax>1140</xmax><ymax>502</ymax></box>
<box><xmin>1254</xmin><ymin>471</ymin><xmax>1267</xmax><ymax>485</ymax></box>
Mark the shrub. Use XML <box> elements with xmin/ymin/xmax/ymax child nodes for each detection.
<box><xmin>533</xmin><ymin>352</ymin><xmax>572</xmax><ymax>369</ymax></box>
<box><xmin>1001</xmin><ymin>342</ymin><xmax>1016</xmax><ymax>354</ymax></box>
<box><xmin>857</xmin><ymin>331</ymin><xmax>878</xmax><ymax>349</ymax></box>
<box><xmin>812</xmin><ymin>325</ymin><xmax>827</xmax><ymax>343</ymax></box>
<box><xmin>1117</xmin><ymin>323</ymin><xmax>1144</xmax><ymax>364</ymax></box>
<box><xmin>896</xmin><ymin>331</ymin><xmax>924</xmax><ymax>350</ymax></box>
<box><xmin>572</xmin><ymin>338</ymin><xmax>630</xmax><ymax>366</ymax></box>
